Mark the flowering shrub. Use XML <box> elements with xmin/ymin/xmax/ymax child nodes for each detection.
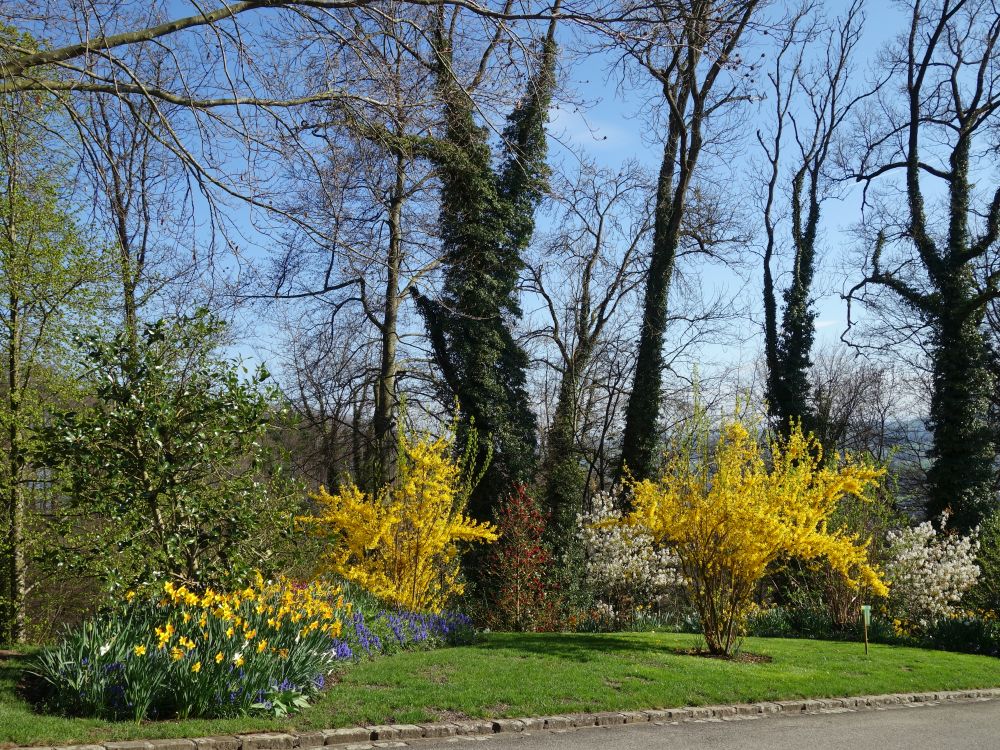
<box><xmin>30</xmin><ymin>577</ymin><xmax>474</xmax><ymax>720</ymax></box>
<box><xmin>481</xmin><ymin>486</ymin><xmax>562</xmax><ymax>631</ymax></box>
<box><xmin>883</xmin><ymin>513</ymin><xmax>980</xmax><ymax>629</ymax></box>
<box><xmin>301</xmin><ymin>424</ymin><xmax>497</xmax><ymax>612</ymax></box>
<box><xmin>575</xmin><ymin>488</ymin><xmax>678</xmax><ymax>623</ymax></box>
<box><xmin>627</xmin><ymin>416</ymin><xmax>886</xmax><ymax>655</ymax></box>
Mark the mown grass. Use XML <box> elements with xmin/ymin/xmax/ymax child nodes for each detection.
<box><xmin>2</xmin><ymin>632</ymin><xmax>998</xmax><ymax>747</ymax></box>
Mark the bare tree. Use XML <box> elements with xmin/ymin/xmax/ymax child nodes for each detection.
<box><xmin>527</xmin><ymin>160</ymin><xmax>651</xmax><ymax>551</ymax></box>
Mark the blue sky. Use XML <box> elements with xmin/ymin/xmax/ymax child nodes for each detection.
<box><xmin>525</xmin><ymin>0</ymin><xmax>908</xmax><ymax>375</ymax></box>
<box><xmin>222</xmin><ymin>0</ymin><xmax>911</xmax><ymax>387</ymax></box>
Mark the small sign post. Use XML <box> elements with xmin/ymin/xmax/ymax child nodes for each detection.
<box><xmin>861</xmin><ymin>605</ymin><xmax>872</xmax><ymax>656</ymax></box>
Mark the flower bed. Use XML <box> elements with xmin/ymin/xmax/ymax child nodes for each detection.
<box><xmin>30</xmin><ymin>576</ymin><xmax>473</xmax><ymax>721</ymax></box>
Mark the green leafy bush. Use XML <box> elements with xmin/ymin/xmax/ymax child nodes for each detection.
<box><xmin>745</xmin><ymin>605</ymin><xmax>1000</xmax><ymax>657</ymax></box>
<box><xmin>39</xmin><ymin>311</ymin><xmax>304</xmax><ymax>595</ymax></box>
<box><xmin>968</xmin><ymin>510</ymin><xmax>1000</xmax><ymax>617</ymax></box>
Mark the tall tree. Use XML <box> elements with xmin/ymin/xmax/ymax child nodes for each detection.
<box><xmin>73</xmin><ymin>60</ymin><xmax>202</xmax><ymax>346</ymax></box>
<box><xmin>615</xmin><ymin>0</ymin><xmax>763</xmax><ymax>482</ymax></box>
<box><xmin>846</xmin><ymin>0</ymin><xmax>1000</xmax><ymax>531</ymax></box>
<box><xmin>0</xmin><ymin>50</ymin><xmax>104</xmax><ymax>642</ymax></box>
<box><xmin>760</xmin><ymin>1</ymin><xmax>864</xmax><ymax>437</ymax></box>
<box><xmin>414</xmin><ymin>8</ymin><xmax>560</xmax><ymax>520</ymax></box>
<box><xmin>262</xmin><ymin>4</ymin><xmax>443</xmax><ymax>489</ymax></box>
<box><xmin>529</xmin><ymin>162</ymin><xmax>650</xmax><ymax>556</ymax></box>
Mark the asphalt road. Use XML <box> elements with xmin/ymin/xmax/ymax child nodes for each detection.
<box><xmin>412</xmin><ymin>699</ymin><xmax>1000</xmax><ymax>750</ymax></box>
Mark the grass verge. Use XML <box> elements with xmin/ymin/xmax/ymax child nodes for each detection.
<box><xmin>3</xmin><ymin>632</ymin><xmax>998</xmax><ymax>746</ymax></box>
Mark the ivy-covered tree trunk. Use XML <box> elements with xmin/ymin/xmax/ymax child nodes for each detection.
<box><xmin>619</xmin><ymin>137</ymin><xmax>683</xmax><ymax>482</ymax></box>
<box><xmin>849</xmin><ymin>0</ymin><xmax>1000</xmax><ymax>532</ymax></box>
<box><xmin>760</xmin><ymin>3</ymin><xmax>864</xmax><ymax>441</ymax></box>
<box><xmin>926</xmin><ymin>286</ymin><xmax>995</xmax><ymax>531</ymax></box>
<box><xmin>416</xmin><ymin>14</ymin><xmax>557</xmax><ymax>521</ymax></box>
<box><xmin>541</xmin><ymin>338</ymin><xmax>593</xmax><ymax>560</ymax></box>
<box><xmin>765</xmin><ymin>169</ymin><xmax>820</xmax><ymax>437</ymax></box>
<box><xmin>617</xmin><ymin>1</ymin><xmax>760</xmax><ymax>483</ymax></box>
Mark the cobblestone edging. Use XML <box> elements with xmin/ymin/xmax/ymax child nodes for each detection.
<box><xmin>19</xmin><ymin>688</ymin><xmax>1000</xmax><ymax>750</ymax></box>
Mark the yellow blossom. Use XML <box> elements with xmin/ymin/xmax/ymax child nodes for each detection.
<box><xmin>299</xmin><ymin>422</ymin><xmax>497</xmax><ymax>611</ymax></box>
<box><xmin>625</xmin><ymin>414</ymin><xmax>886</xmax><ymax>656</ymax></box>
<box><xmin>191</xmin><ymin>661</ymin><xmax>201</xmax><ymax>673</ymax></box>
<box><xmin>215</xmin><ymin>651</ymin><xmax>224</xmax><ymax>664</ymax></box>
<box><xmin>133</xmin><ymin>645</ymin><xmax>147</xmax><ymax>656</ymax></box>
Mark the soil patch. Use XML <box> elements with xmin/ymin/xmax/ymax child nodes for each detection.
<box><xmin>672</xmin><ymin>647</ymin><xmax>774</xmax><ymax>664</ymax></box>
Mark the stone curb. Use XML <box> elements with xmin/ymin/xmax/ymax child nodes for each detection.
<box><xmin>19</xmin><ymin>688</ymin><xmax>1000</xmax><ymax>750</ymax></box>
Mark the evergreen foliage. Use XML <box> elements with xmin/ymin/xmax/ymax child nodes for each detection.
<box><xmin>415</xmin><ymin>26</ymin><xmax>558</xmax><ymax>521</ymax></box>
<box><xmin>765</xmin><ymin>170</ymin><xmax>820</xmax><ymax>437</ymax></box>
<box><xmin>926</xmin><ymin>309</ymin><xmax>996</xmax><ymax>531</ymax></box>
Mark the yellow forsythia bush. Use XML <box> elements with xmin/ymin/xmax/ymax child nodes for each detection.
<box><xmin>628</xmin><ymin>417</ymin><xmax>887</xmax><ymax>655</ymax></box>
<box><xmin>301</xmin><ymin>426</ymin><xmax>497</xmax><ymax>612</ymax></box>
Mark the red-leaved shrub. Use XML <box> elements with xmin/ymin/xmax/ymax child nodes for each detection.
<box><xmin>482</xmin><ymin>485</ymin><xmax>562</xmax><ymax>631</ymax></box>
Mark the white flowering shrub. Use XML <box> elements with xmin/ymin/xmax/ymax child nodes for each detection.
<box><xmin>883</xmin><ymin>513</ymin><xmax>980</xmax><ymax>628</ymax></box>
<box><xmin>574</xmin><ymin>489</ymin><xmax>679</xmax><ymax>617</ymax></box>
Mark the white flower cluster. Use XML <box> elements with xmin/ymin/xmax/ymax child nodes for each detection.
<box><xmin>574</xmin><ymin>489</ymin><xmax>679</xmax><ymax>609</ymax></box>
<box><xmin>883</xmin><ymin>513</ymin><xmax>980</xmax><ymax>626</ymax></box>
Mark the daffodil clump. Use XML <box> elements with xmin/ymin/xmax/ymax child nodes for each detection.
<box><xmin>32</xmin><ymin>575</ymin><xmax>351</xmax><ymax>720</ymax></box>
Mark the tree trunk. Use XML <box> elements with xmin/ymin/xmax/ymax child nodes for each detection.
<box><xmin>542</xmin><ymin>336</ymin><xmax>594</xmax><ymax>559</ymax></box>
<box><xmin>619</xmin><ymin>130</ymin><xmax>684</xmax><ymax>482</ymax></box>
<box><xmin>373</xmin><ymin>153</ymin><xmax>405</xmax><ymax>486</ymax></box>
<box><xmin>927</xmin><ymin>288</ymin><xmax>996</xmax><ymax>531</ymax></box>
<box><xmin>5</xmin><ymin>289</ymin><xmax>23</xmax><ymax>644</ymax></box>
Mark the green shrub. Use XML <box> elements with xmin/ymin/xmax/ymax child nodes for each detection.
<box><xmin>917</xmin><ymin>615</ymin><xmax>1000</xmax><ymax>658</ymax></box>
<box><xmin>968</xmin><ymin>510</ymin><xmax>1000</xmax><ymax>617</ymax></box>
<box><xmin>39</xmin><ymin>311</ymin><xmax>304</xmax><ymax>597</ymax></box>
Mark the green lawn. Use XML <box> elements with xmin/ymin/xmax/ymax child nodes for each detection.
<box><xmin>2</xmin><ymin>632</ymin><xmax>999</xmax><ymax>747</ymax></box>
